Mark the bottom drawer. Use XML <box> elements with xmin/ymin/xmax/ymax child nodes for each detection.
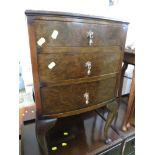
<box><xmin>122</xmin><ymin>137</ymin><xmax>135</xmax><ymax>155</ymax></box>
<box><xmin>98</xmin><ymin>143</ymin><xmax>122</xmax><ymax>155</ymax></box>
<box><xmin>41</xmin><ymin>77</ymin><xmax>116</xmax><ymax>116</ymax></box>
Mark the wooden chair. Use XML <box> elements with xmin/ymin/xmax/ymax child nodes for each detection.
<box><xmin>118</xmin><ymin>49</ymin><xmax>135</xmax><ymax>131</ymax></box>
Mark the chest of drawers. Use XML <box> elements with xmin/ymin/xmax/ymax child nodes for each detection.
<box><xmin>25</xmin><ymin>10</ymin><xmax>128</xmax><ymax>155</ymax></box>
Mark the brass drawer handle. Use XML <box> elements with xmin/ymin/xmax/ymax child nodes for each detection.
<box><xmin>87</xmin><ymin>30</ymin><xmax>94</xmax><ymax>46</ymax></box>
<box><xmin>85</xmin><ymin>61</ymin><xmax>92</xmax><ymax>75</ymax></box>
<box><xmin>84</xmin><ymin>92</ymin><xmax>89</xmax><ymax>104</ymax></box>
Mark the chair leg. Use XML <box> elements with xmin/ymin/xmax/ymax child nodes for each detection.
<box><xmin>36</xmin><ymin>118</ymin><xmax>57</xmax><ymax>155</ymax></box>
<box><xmin>104</xmin><ymin>101</ymin><xmax>118</xmax><ymax>144</ymax></box>
<box><xmin>118</xmin><ymin>62</ymin><xmax>128</xmax><ymax>103</ymax></box>
<box><xmin>122</xmin><ymin>70</ymin><xmax>135</xmax><ymax>131</ymax></box>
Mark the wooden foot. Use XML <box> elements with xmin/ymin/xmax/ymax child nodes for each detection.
<box><xmin>36</xmin><ymin>118</ymin><xmax>57</xmax><ymax>155</ymax></box>
<box><xmin>104</xmin><ymin>101</ymin><xmax>118</xmax><ymax>144</ymax></box>
<box><xmin>122</xmin><ymin>125</ymin><xmax>127</xmax><ymax>131</ymax></box>
<box><xmin>126</xmin><ymin>122</ymin><xmax>131</xmax><ymax>128</ymax></box>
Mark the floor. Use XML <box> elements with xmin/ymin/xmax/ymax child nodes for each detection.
<box><xmin>19</xmin><ymin>88</ymin><xmax>34</xmax><ymax>108</ymax></box>
<box><xmin>19</xmin><ymin>95</ymin><xmax>135</xmax><ymax>155</ymax></box>
<box><xmin>19</xmin><ymin>88</ymin><xmax>35</xmax><ymax>135</ymax></box>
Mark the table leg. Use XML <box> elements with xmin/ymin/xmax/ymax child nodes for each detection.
<box><xmin>104</xmin><ymin>101</ymin><xmax>118</xmax><ymax>144</ymax></box>
<box><xmin>118</xmin><ymin>62</ymin><xmax>128</xmax><ymax>103</ymax></box>
<box><xmin>36</xmin><ymin>118</ymin><xmax>57</xmax><ymax>155</ymax></box>
<box><xmin>122</xmin><ymin>70</ymin><xmax>135</xmax><ymax>131</ymax></box>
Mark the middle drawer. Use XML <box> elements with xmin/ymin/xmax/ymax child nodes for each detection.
<box><xmin>38</xmin><ymin>47</ymin><xmax>121</xmax><ymax>83</ymax></box>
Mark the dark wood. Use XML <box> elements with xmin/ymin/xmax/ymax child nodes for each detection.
<box><xmin>27</xmin><ymin>16</ymin><xmax>42</xmax><ymax>117</ymax></box>
<box><xmin>103</xmin><ymin>101</ymin><xmax>118</xmax><ymax>144</ymax></box>
<box><xmin>96</xmin><ymin>96</ymin><xmax>135</xmax><ymax>138</ymax></box>
<box><xmin>36</xmin><ymin>118</ymin><xmax>57</xmax><ymax>155</ymax></box>
<box><xmin>26</xmin><ymin>10</ymin><xmax>128</xmax><ymax>118</ymax></box>
<box><xmin>25</xmin><ymin>10</ymin><xmax>129</xmax><ymax>24</ymax></box>
<box><xmin>21</xmin><ymin>99</ymin><xmax>135</xmax><ymax>155</ymax></box>
<box><xmin>40</xmin><ymin>72</ymin><xmax>117</xmax><ymax>87</ymax></box>
<box><xmin>96</xmin><ymin>96</ymin><xmax>135</xmax><ymax>155</ymax></box>
<box><xmin>25</xmin><ymin>10</ymin><xmax>129</xmax><ymax>153</ymax></box>
<box><xmin>118</xmin><ymin>62</ymin><xmax>128</xmax><ymax>102</ymax></box>
<box><xmin>118</xmin><ymin>49</ymin><xmax>135</xmax><ymax>102</ymax></box>
<box><xmin>38</xmin><ymin>47</ymin><xmax>121</xmax><ymax>83</ymax></box>
<box><xmin>122</xmin><ymin>70</ymin><xmax>135</xmax><ymax>131</ymax></box>
<box><xmin>41</xmin><ymin>78</ymin><xmax>116</xmax><ymax>116</ymax></box>
<box><xmin>123</xmin><ymin>49</ymin><xmax>135</xmax><ymax>65</ymax></box>
<box><xmin>117</xmin><ymin>49</ymin><xmax>135</xmax><ymax>131</ymax></box>
<box><xmin>21</xmin><ymin>111</ymin><xmax>122</xmax><ymax>155</ymax></box>
<box><xmin>34</xmin><ymin>20</ymin><xmax>126</xmax><ymax>48</ymax></box>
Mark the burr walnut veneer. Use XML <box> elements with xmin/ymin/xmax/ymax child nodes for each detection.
<box><xmin>25</xmin><ymin>10</ymin><xmax>128</xmax><ymax>155</ymax></box>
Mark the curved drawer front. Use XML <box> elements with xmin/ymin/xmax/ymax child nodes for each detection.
<box><xmin>41</xmin><ymin>77</ymin><xmax>116</xmax><ymax>116</ymax></box>
<box><xmin>34</xmin><ymin>20</ymin><xmax>126</xmax><ymax>48</ymax></box>
<box><xmin>38</xmin><ymin>48</ymin><xmax>121</xmax><ymax>83</ymax></box>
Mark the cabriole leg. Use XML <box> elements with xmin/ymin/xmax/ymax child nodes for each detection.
<box><xmin>104</xmin><ymin>101</ymin><xmax>118</xmax><ymax>144</ymax></box>
<box><xmin>36</xmin><ymin>118</ymin><xmax>57</xmax><ymax>155</ymax></box>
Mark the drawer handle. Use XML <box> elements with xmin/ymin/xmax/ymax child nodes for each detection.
<box><xmin>85</xmin><ymin>61</ymin><xmax>92</xmax><ymax>75</ymax></box>
<box><xmin>84</xmin><ymin>92</ymin><xmax>89</xmax><ymax>104</ymax></box>
<box><xmin>87</xmin><ymin>31</ymin><xmax>94</xmax><ymax>46</ymax></box>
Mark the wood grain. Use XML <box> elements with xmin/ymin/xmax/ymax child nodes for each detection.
<box><xmin>38</xmin><ymin>47</ymin><xmax>121</xmax><ymax>83</ymax></box>
<box><xmin>25</xmin><ymin>10</ymin><xmax>129</xmax><ymax>153</ymax></box>
<box><xmin>34</xmin><ymin>20</ymin><xmax>126</xmax><ymax>48</ymax></box>
<box><xmin>41</xmin><ymin>78</ymin><xmax>116</xmax><ymax>116</ymax></box>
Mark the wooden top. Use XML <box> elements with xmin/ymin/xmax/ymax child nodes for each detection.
<box><xmin>25</xmin><ymin>10</ymin><xmax>129</xmax><ymax>24</ymax></box>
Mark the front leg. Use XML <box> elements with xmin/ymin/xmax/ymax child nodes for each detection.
<box><xmin>104</xmin><ymin>101</ymin><xmax>118</xmax><ymax>144</ymax></box>
<box><xmin>36</xmin><ymin>118</ymin><xmax>57</xmax><ymax>155</ymax></box>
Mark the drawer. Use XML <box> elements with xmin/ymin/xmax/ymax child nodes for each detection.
<box><xmin>122</xmin><ymin>137</ymin><xmax>135</xmax><ymax>155</ymax></box>
<box><xmin>38</xmin><ymin>47</ymin><xmax>121</xmax><ymax>83</ymax></box>
<box><xmin>41</xmin><ymin>77</ymin><xmax>116</xmax><ymax>116</ymax></box>
<box><xmin>98</xmin><ymin>143</ymin><xmax>122</xmax><ymax>155</ymax></box>
<box><xmin>34</xmin><ymin>20</ymin><xmax>126</xmax><ymax>48</ymax></box>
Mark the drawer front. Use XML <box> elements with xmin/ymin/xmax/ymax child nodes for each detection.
<box><xmin>34</xmin><ymin>20</ymin><xmax>125</xmax><ymax>48</ymax></box>
<box><xmin>98</xmin><ymin>143</ymin><xmax>122</xmax><ymax>155</ymax></box>
<box><xmin>38</xmin><ymin>47</ymin><xmax>121</xmax><ymax>83</ymax></box>
<box><xmin>41</xmin><ymin>78</ymin><xmax>116</xmax><ymax>115</ymax></box>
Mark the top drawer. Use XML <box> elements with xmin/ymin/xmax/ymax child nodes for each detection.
<box><xmin>34</xmin><ymin>20</ymin><xmax>126</xmax><ymax>48</ymax></box>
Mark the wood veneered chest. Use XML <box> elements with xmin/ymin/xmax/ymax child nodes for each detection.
<box><xmin>25</xmin><ymin>10</ymin><xmax>128</xmax><ymax>119</ymax></box>
<box><xmin>25</xmin><ymin>10</ymin><xmax>129</xmax><ymax>154</ymax></box>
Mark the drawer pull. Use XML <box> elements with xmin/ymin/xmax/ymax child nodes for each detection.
<box><xmin>84</xmin><ymin>92</ymin><xmax>89</xmax><ymax>104</ymax></box>
<box><xmin>85</xmin><ymin>61</ymin><xmax>92</xmax><ymax>75</ymax></box>
<box><xmin>87</xmin><ymin>31</ymin><xmax>94</xmax><ymax>46</ymax></box>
